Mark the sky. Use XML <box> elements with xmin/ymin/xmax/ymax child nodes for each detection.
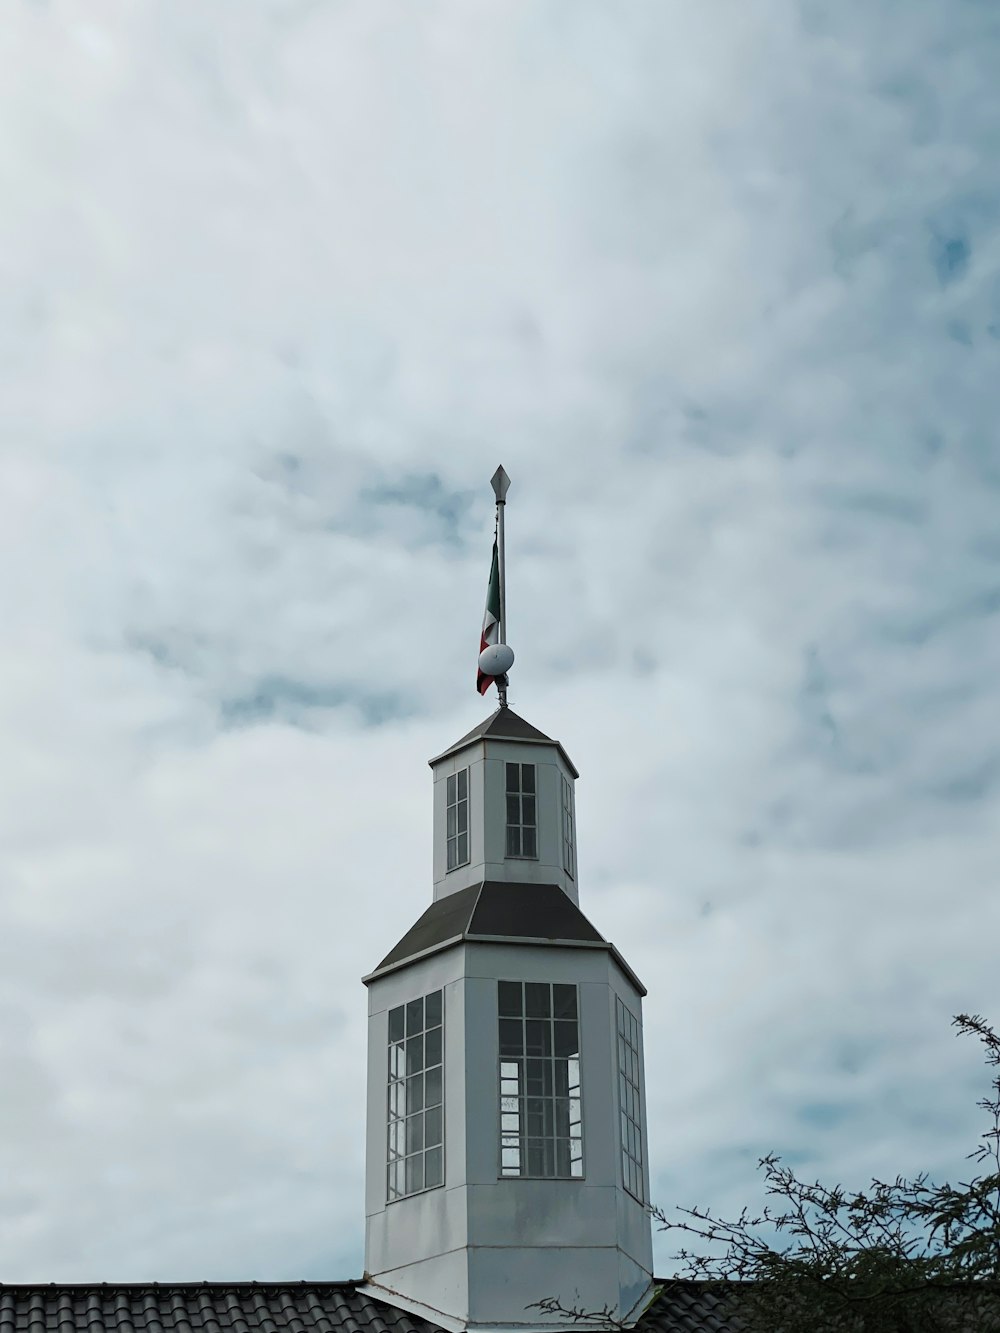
<box><xmin>2</xmin><ymin>0</ymin><xmax>1000</xmax><ymax>1287</ymax></box>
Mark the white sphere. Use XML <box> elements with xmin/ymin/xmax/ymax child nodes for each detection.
<box><xmin>478</xmin><ymin>643</ymin><xmax>515</xmax><ymax>676</ymax></box>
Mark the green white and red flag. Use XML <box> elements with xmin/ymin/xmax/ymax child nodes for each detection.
<box><xmin>477</xmin><ymin>539</ymin><xmax>500</xmax><ymax>695</ymax></box>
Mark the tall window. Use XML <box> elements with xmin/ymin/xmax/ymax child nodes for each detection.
<box><xmin>446</xmin><ymin>768</ymin><xmax>469</xmax><ymax>871</ymax></box>
<box><xmin>616</xmin><ymin>996</ymin><xmax>644</xmax><ymax>1203</ymax></box>
<box><xmin>498</xmin><ymin>981</ymin><xmax>583</xmax><ymax>1178</ymax></box>
<box><xmin>505</xmin><ymin>763</ymin><xmax>537</xmax><ymax>858</ymax></box>
<box><xmin>387</xmin><ymin>989</ymin><xmax>444</xmax><ymax>1200</ymax></box>
<box><xmin>561</xmin><ymin>774</ymin><xmax>575</xmax><ymax>878</ymax></box>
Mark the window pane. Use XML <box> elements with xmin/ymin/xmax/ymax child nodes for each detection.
<box><xmin>506</xmin><ymin>827</ymin><xmax>521</xmax><ymax>857</ymax></box>
<box><xmin>506</xmin><ymin>762</ymin><xmax>519</xmax><ymax>792</ymax></box>
<box><xmin>389</xmin><ymin>1006</ymin><xmax>405</xmax><ymax>1042</ymax></box>
<box><xmin>447</xmin><ymin>774</ymin><xmax>456</xmax><ymax>804</ymax></box>
<box><xmin>457</xmin><ymin>831</ymin><xmax>468</xmax><ymax>864</ymax></box>
<box><xmin>425</xmin><ymin>1026</ymin><xmax>442</xmax><ymax>1068</ymax></box>
<box><xmin>388</xmin><ymin>1162</ymin><xmax>403</xmax><ymax>1199</ymax></box>
<box><xmin>446</xmin><ymin>839</ymin><xmax>457</xmax><ymax>871</ymax></box>
<box><xmin>496</xmin><ymin>982</ymin><xmax>582</xmax><ymax>1181</ymax></box>
<box><xmin>447</xmin><ymin>806</ymin><xmax>457</xmax><ymax>837</ymax></box>
<box><xmin>525</xmin><ymin>1019</ymin><xmax>551</xmax><ymax>1057</ymax></box>
<box><xmin>554</xmin><ymin>1021</ymin><xmax>579</xmax><ymax>1058</ymax></box>
<box><xmin>424</xmin><ymin>1065</ymin><xmax>443</xmax><ymax>1107</ymax></box>
<box><xmin>425</xmin><ymin>1146</ymin><xmax>443</xmax><ymax>1188</ymax></box>
<box><xmin>506</xmin><ymin>794</ymin><xmax>520</xmax><ymax>826</ymax></box>
<box><xmin>406</xmin><ymin>1035</ymin><xmax>424</xmax><ymax>1075</ymax></box>
<box><xmin>388</xmin><ymin>1044</ymin><xmax>405</xmax><ymax>1080</ymax></box>
<box><xmin>522</xmin><ymin>795</ymin><xmax>536</xmax><ymax>827</ymax></box>
<box><xmin>522</xmin><ymin>827</ymin><xmax>537</xmax><ymax>858</ymax></box>
<box><xmin>457</xmin><ymin>768</ymin><xmax>467</xmax><ymax>799</ymax></box>
<box><xmin>389</xmin><ymin>1081</ymin><xmax>406</xmax><ymax>1119</ymax></box>
<box><xmin>408</xmin><ymin>1073</ymin><xmax>424</xmax><ymax>1113</ymax></box>
<box><xmin>457</xmin><ymin>801</ymin><xmax>467</xmax><ymax>833</ymax></box>
<box><xmin>425</xmin><ymin>1105</ymin><xmax>443</xmax><ymax>1147</ymax></box>
<box><xmin>498</xmin><ymin>982</ymin><xmax>523</xmax><ymax>1016</ymax></box>
<box><xmin>388</xmin><ymin>988</ymin><xmax>445</xmax><ymax>1202</ymax></box>
<box><xmin>526</xmin><ymin>1058</ymin><xmax>553</xmax><ymax>1096</ymax></box>
<box><xmin>499</xmin><ymin>1019</ymin><xmax>523</xmax><ymax>1056</ymax></box>
<box><xmin>406</xmin><ymin>1156</ymin><xmax>424</xmax><ymax>1194</ymax></box>
<box><xmin>406</xmin><ymin>1114</ymin><xmax>424</xmax><ymax>1154</ymax></box>
<box><xmin>521</xmin><ymin>765</ymin><xmax>535</xmax><ymax>793</ymax></box>
<box><xmin>526</xmin><ymin>1139</ymin><xmax>552</xmax><ymax>1176</ymax></box>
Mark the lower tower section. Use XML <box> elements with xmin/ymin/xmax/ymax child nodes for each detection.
<box><xmin>361</xmin><ymin>899</ymin><xmax>653</xmax><ymax>1332</ymax></box>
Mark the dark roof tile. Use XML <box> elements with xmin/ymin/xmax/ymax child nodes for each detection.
<box><xmin>0</xmin><ymin>1282</ymin><xmax>749</xmax><ymax>1333</ymax></box>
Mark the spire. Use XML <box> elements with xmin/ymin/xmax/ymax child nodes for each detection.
<box><xmin>477</xmin><ymin>466</ymin><xmax>515</xmax><ymax>707</ymax></box>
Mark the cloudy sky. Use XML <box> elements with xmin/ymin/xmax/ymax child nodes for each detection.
<box><xmin>2</xmin><ymin>0</ymin><xmax>1000</xmax><ymax>1286</ymax></box>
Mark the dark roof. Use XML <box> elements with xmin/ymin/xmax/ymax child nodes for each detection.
<box><xmin>0</xmin><ymin>1283</ymin><xmax>442</xmax><ymax>1333</ymax></box>
<box><xmin>641</xmin><ymin>1281</ymin><xmax>746</xmax><ymax>1333</ymax></box>
<box><xmin>0</xmin><ymin>1281</ymin><xmax>744</xmax><ymax>1333</ymax></box>
<box><xmin>365</xmin><ymin>881</ymin><xmax>644</xmax><ymax>994</ymax></box>
<box><xmin>428</xmin><ymin>708</ymin><xmax>578</xmax><ymax>778</ymax></box>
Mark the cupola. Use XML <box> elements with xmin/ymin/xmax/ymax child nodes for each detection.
<box><xmin>428</xmin><ymin>707</ymin><xmax>580</xmax><ymax>905</ymax></box>
<box><xmin>359</xmin><ymin>471</ymin><xmax>654</xmax><ymax>1331</ymax></box>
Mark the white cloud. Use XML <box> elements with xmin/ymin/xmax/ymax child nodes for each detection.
<box><xmin>0</xmin><ymin>0</ymin><xmax>998</xmax><ymax>1285</ymax></box>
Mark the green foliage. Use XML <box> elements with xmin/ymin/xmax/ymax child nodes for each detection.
<box><xmin>656</xmin><ymin>1014</ymin><xmax>1000</xmax><ymax>1332</ymax></box>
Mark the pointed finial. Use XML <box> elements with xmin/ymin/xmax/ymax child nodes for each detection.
<box><xmin>491</xmin><ymin>465</ymin><xmax>511</xmax><ymax>503</ymax></box>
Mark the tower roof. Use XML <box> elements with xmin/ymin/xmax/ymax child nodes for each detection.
<box><xmin>364</xmin><ymin>880</ymin><xmax>645</xmax><ymax>994</ymax></box>
<box><xmin>429</xmin><ymin>707</ymin><xmax>578</xmax><ymax>778</ymax></box>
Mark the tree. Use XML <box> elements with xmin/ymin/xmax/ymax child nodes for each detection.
<box><xmin>653</xmin><ymin>1013</ymin><xmax>1000</xmax><ymax>1332</ymax></box>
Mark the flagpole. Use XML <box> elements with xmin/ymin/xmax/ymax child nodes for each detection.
<box><xmin>490</xmin><ymin>466</ymin><xmax>511</xmax><ymax>706</ymax></box>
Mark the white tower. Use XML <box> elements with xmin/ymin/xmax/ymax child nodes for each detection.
<box><xmin>360</xmin><ymin>474</ymin><xmax>654</xmax><ymax>1331</ymax></box>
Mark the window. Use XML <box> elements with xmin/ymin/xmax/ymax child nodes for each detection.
<box><xmin>616</xmin><ymin>996</ymin><xmax>643</xmax><ymax>1202</ymax></box>
<box><xmin>505</xmin><ymin>763</ymin><xmax>537</xmax><ymax>858</ymax></box>
<box><xmin>561</xmin><ymin>774</ymin><xmax>575</xmax><ymax>878</ymax></box>
<box><xmin>387</xmin><ymin>989</ymin><xmax>444</xmax><ymax>1200</ymax></box>
<box><xmin>446</xmin><ymin>768</ymin><xmax>469</xmax><ymax>871</ymax></box>
<box><xmin>498</xmin><ymin>981</ymin><xmax>583</xmax><ymax>1178</ymax></box>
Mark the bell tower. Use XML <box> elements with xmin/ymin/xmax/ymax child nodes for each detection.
<box><xmin>360</xmin><ymin>472</ymin><xmax>654</xmax><ymax>1331</ymax></box>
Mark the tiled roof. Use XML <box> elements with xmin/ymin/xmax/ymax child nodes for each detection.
<box><xmin>0</xmin><ymin>1280</ymin><xmax>744</xmax><ymax>1333</ymax></box>
<box><xmin>641</xmin><ymin>1282</ymin><xmax>745</xmax><ymax>1333</ymax></box>
<box><xmin>0</xmin><ymin>1284</ymin><xmax>441</xmax><ymax>1333</ymax></box>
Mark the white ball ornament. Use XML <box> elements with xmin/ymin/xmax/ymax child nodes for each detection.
<box><xmin>478</xmin><ymin>643</ymin><xmax>515</xmax><ymax>676</ymax></box>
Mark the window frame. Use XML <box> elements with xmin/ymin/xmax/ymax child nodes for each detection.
<box><xmin>615</xmin><ymin>995</ymin><xmax>644</xmax><ymax>1204</ymax></box>
<box><xmin>505</xmin><ymin>762</ymin><xmax>538</xmax><ymax>860</ymax></box>
<box><xmin>446</xmin><ymin>767</ymin><xmax>470</xmax><ymax>873</ymax></box>
<box><xmin>386</xmin><ymin>988</ymin><xmax>446</xmax><ymax>1202</ymax></box>
<box><xmin>496</xmin><ymin>979</ymin><xmax>584</xmax><ymax>1180</ymax></box>
<box><xmin>561</xmin><ymin>773</ymin><xmax>575</xmax><ymax>879</ymax></box>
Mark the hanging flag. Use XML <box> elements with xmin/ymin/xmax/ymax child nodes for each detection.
<box><xmin>477</xmin><ymin>539</ymin><xmax>501</xmax><ymax>694</ymax></box>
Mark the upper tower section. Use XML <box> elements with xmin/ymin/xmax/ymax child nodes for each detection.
<box><xmin>429</xmin><ymin>707</ymin><xmax>580</xmax><ymax>905</ymax></box>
